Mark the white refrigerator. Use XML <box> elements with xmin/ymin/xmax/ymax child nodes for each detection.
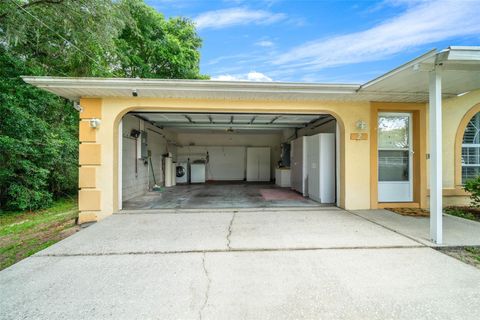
<box><xmin>306</xmin><ymin>133</ymin><xmax>335</xmax><ymax>203</ymax></box>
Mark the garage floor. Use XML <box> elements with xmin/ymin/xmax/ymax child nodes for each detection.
<box><xmin>122</xmin><ymin>182</ymin><xmax>326</xmax><ymax>210</ymax></box>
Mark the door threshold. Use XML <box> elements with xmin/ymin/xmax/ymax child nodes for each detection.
<box><xmin>117</xmin><ymin>206</ymin><xmax>340</xmax><ymax>214</ymax></box>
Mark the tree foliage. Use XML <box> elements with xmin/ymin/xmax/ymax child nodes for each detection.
<box><xmin>0</xmin><ymin>0</ymin><xmax>205</xmax><ymax>210</ymax></box>
<box><xmin>0</xmin><ymin>48</ymin><xmax>78</xmax><ymax>210</ymax></box>
<box><xmin>0</xmin><ymin>0</ymin><xmax>124</xmax><ymax>77</ymax></box>
<box><xmin>464</xmin><ymin>177</ymin><xmax>480</xmax><ymax>208</ymax></box>
<box><xmin>115</xmin><ymin>0</ymin><xmax>205</xmax><ymax>79</ymax></box>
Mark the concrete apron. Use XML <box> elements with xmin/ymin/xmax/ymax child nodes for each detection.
<box><xmin>2</xmin><ymin>209</ymin><xmax>480</xmax><ymax>319</ymax></box>
<box><xmin>38</xmin><ymin>209</ymin><xmax>422</xmax><ymax>256</ymax></box>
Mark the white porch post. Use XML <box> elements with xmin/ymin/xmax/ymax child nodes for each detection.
<box><xmin>429</xmin><ymin>69</ymin><xmax>443</xmax><ymax>244</ymax></box>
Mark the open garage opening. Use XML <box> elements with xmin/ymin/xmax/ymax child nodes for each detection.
<box><xmin>118</xmin><ymin>111</ymin><xmax>340</xmax><ymax>210</ymax></box>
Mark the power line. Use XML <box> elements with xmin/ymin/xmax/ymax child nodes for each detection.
<box><xmin>8</xmin><ymin>0</ymin><xmax>109</xmax><ymax>74</ymax></box>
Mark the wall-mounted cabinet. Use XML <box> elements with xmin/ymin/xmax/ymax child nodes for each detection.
<box><xmin>246</xmin><ymin>147</ymin><xmax>271</xmax><ymax>182</ymax></box>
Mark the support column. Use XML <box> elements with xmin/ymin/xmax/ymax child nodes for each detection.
<box><xmin>118</xmin><ymin>119</ymin><xmax>123</xmax><ymax>211</ymax></box>
<box><xmin>429</xmin><ymin>70</ymin><xmax>443</xmax><ymax>244</ymax></box>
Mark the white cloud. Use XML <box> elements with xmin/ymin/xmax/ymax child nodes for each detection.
<box><xmin>222</xmin><ymin>0</ymin><xmax>282</xmax><ymax>7</ymax></box>
<box><xmin>211</xmin><ymin>71</ymin><xmax>273</xmax><ymax>82</ymax></box>
<box><xmin>255</xmin><ymin>40</ymin><xmax>275</xmax><ymax>47</ymax></box>
<box><xmin>194</xmin><ymin>8</ymin><xmax>286</xmax><ymax>30</ymax></box>
<box><xmin>273</xmin><ymin>0</ymin><xmax>480</xmax><ymax>70</ymax></box>
<box><xmin>212</xmin><ymin>74</ymin><xmax>239</xmax><ymax>81</ymax></box>
<box><xmin>247</xmin><ymin>71</ymin><xmax>273</xmax><ymax>81</ymax></box>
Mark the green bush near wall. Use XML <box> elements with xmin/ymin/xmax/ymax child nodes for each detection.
<box><xmin>463</xmin><ymin>176</ymin><xmax>480</xmax><ymax>208</ymax></box>
<box><xmin>0</xmin><ymin>49</ymin><xmax>79</xmax><ymax>210</ymax></box>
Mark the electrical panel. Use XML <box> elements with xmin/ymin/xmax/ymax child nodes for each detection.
<box><xmin>137</xmin><ymin>131</ymin><xmax>148</xmax><ymax>159</ymax></box>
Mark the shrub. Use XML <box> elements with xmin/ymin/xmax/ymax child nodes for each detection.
<box><xmin>0</xmin><ymin>49</ymin><xmax>78</xmax><ymax>211</ymax></box>
<box><xmin>463</xmin><ymin>176</ymin><xmax>480</xmax><ymax>207</ymax></box>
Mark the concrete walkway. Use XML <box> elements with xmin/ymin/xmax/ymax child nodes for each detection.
<box><xmin>1</xmin><ymin>208</ymin><xmax>480</xmax><ymax>319</ymax></box>
<box><xmin>352</xmin><ymin>209</ymin><xmax>480</xmax><ymax>246</ymax></box>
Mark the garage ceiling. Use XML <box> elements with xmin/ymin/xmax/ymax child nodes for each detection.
<box><xmin>132</xmin><ymin>112</ymin><xmax>333</xmax><ymax>131</ymax></box>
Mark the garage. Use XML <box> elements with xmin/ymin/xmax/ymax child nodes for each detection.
<box><xmin>119</xmin><ymin>111</ymin><xmax>338</xmax><ymax>210</ymax></box>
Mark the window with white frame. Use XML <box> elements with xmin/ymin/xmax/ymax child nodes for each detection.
<box><xmin>462</xmin><ymin>112</ymin><xmax>480</xmax><ymax>184</ymax></box>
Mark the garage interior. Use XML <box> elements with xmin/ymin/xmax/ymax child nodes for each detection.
<box><xmin>120</xmin><ymin>112</ymin><xmax>338</xmax><ymax>210</ymax></box>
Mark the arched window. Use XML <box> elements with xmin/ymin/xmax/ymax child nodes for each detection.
<box><xmin>462</xmin><ymin>112</ymin><xmax>480</xmax><ymax>183</ymax></box>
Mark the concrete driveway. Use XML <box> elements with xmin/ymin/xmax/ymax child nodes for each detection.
<box><xmin>1</xmin><ymin>208</ymin><xmax>480</xmax><ymax>319</ymax></box>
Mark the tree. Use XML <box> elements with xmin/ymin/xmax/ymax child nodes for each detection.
<box><xmin>0</xmin><ymin>0</ymin><xmax>122</xmax><ymax>210</ymax></box>
<box><xmin>0</xmin><ymin>0</ymin><xmax>206</xmax><ymax>211</ymax></box>
<box><xmin>0</xmin><ymin>48</ymin><xmax>78</xmax><ymax>210</ymax></box>
<box><xmin>114</xmin><ymin>0</ymin><xmax>205</xmax><ymax>79</ymax></box>
<box><xmin>0</xmin><ymin>0</ymin><xmax>124</xmax><ymax>76</ymax></box>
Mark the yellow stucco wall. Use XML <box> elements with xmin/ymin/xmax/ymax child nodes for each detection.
<box><xmin>77</xmin><ymin>97</ymin><xmax>372</xmax><ymax>222</ymax></box>
<box><xmin>437</xmin><ymin>89</ymin><xmax>480</xmax><ymax>206</ymax></box>
<box><xmin>442</xmin><ymin>89</ymin><xmax>480</xmax><ymax>188</ymax></box>
<box><xmin>77</xmin><ymin>90</ymin><xmax>480</xmax><ymax>222</ymax></box>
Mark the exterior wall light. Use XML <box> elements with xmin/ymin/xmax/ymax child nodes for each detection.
<box><xmin>356</xmin><ymin>120</ymin><xmax>367</xmax><ymax>130</ymax></box>
<box><xmin>73</xmin><ymin>101</ymin><xmax>83</xmax><ymax>112</ymax></box>
<box><xmin>89</xmin><ymin>118</ymin><xmax>102</xmax><ymax>128</ymax></box>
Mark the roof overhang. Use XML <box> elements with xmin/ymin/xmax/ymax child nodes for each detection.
<box><xmin>21</xmin><ymin>76</ymin><xmax>363</xmax><ymax>102</ymax></box>
<box><xmin>22</xmin><ymin>46</ymin><xmax>480</xmax><ymax>103</ymax></box>
<box><xmin>360</xmin><ymin>46</ymin><xmax>480</xmax><ymax>100</ymax></box>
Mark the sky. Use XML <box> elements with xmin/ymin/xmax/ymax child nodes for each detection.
<box><xmin>146</xmin><ymin>0</ymin><xmax>480</xmax><ymax>83</ymax></box>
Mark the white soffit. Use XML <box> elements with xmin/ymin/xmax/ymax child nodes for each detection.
<box><xmin>21</xmin><ymin>77</ymin><xmax>361</xmax><ymax>102</ymax></box>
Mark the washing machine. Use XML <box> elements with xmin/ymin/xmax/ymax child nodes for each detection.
<box><xmin>176</xmin><ymin>162</ymin><xmax>189</xmax><ymax>183</ymax></box>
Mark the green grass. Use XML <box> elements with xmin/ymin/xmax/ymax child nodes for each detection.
<box><xmin>440</xmin><ymin>246</ymin><xmax>480</xmax><ymax>269</ymax></box>
<box><xmin>444</xmin><ymin>207</ymin><xmax>479</xmax><ymax>222</ymax></box>
<box><xmin>465</xmin><ymin>247</ymin><xmax>480</xmax><ymax>263</ymax></box>
<box><xmin>0</xmin><ymin>198</ymin><xmax>79</xmax><ymax>270</ymax></box>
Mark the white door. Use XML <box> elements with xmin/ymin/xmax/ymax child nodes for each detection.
<box><xmin>258</xmin><ymin>148</ymin><xmax>271</xmax><ymax>181</ymax></box>
<box><xmin>319</xmin><ymin>134</ymin><xmax>336</xmax><ymax>203</ymax></box>
<box><xmin>378</xmin><ymin>113</ymin><xmax>413</xmax><ymax>202</ymax></box>
<box><xmin>307</xmin><ymin>134</ymin><xmax>336</xmax><ymax>203</ymax></box>
<box><xmin>246</xmin><ymin>147</ymin><xmax>270</xmax><ymax>181</ymax></box>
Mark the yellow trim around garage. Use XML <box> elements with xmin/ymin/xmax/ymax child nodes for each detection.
<box><xmin>454</xmin><ymin>103</ymin><xmax>480</xmax><ymax>190</ymax></box>
<box><xmin>110</xmin><ymin>100</ymin><xmax>351</xmax><ymax>213</ymax></box>
<box><xmin>79</xmin><ymin>121</ymin><xmax>97</xmax><ymax>142</ymax></box>
<box><xmin>79</xmin><ymin>98</ymin><xmax>102</xmax><ymax>119</ymax></box>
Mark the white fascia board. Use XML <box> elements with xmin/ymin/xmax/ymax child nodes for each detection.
<box><xmin>444</xmin><ymin>46</ymin><xmax>480</xmax><ymax>61</ymax></box>
<box><xmin>359</xmin><ymin>49</ymin><xmax>438</xmax><ymax>90</ymax></box>
<box><xmin>21</xmin><ymin>76</ymin><xmax>360</xmax><ymax>95</ymax></box>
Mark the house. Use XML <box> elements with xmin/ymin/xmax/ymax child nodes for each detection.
<box><xmin>23</xmin><ymin>46</ymin><xmax>480</xmax><ymax>244</ymax></box>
